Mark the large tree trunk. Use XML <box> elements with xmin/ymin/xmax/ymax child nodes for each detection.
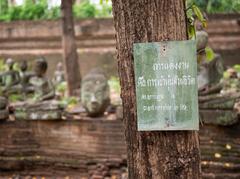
<box><xmin>61</xmin><ymin>0</ymin><xmax>81</xmax><ymax>96</ymax></box>
<box><xmin>112</xmin><ymin>0</ymin><xmax>201</xmax><ymax>178</ymax></box>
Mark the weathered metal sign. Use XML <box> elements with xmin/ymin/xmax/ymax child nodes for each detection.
<box><xmin>134</xmin><ymin>40</ymin><xmax>199</xmax><ymax>131</ymax></box>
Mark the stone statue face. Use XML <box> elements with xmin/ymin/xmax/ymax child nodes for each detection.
<box><xmin>57</xmin><ymin>62</ymin><xmax>63</xmax><ymax>71</ymax></box>
<box><xmin>20</xmin><ymin>61</ymin><xmax>28</xmax><ymax>72</ymax></box>
<box><xmin>34</xmin><ymin>58</ymin><xmax>47</xmax><ymax>77</ymax></box>
<box><xmin>196</xmin><ymin>31</ymin><xmax>208</xmax><ymax>51</ymax></box>
<box><xmin>6</xmin><ymin>58</ymin><xmax>14</xmax><ymax>70</ymax></box>
<box><xmin>81</xmin><ymin>71</ymin><xmax>110</xmax><ymax>117</ymax></box>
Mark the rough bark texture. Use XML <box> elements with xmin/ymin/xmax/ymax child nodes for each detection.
<box><xmin>61</xmin><ymin>0</ymin><xmax>81</xmax><ymax>96</ymax></box>
<box><xmin>112</xmin><ymin>0</ymin><xmax>201</xmax><ymax>178</ymax></box>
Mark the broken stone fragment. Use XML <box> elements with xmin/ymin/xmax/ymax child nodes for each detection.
<box><xmin>0</xmin><ymin>96</ymin><xmax>7</xmax><ymax>110</ymax></box>
<box><xmin>0</xmin><ymin>109</ymin><xmax>9</xmax><ymax>120</ymax></box>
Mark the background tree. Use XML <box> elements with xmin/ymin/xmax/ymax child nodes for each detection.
<box><xmin>61</xmin><ymin>0</ymin><xmax>81</xmax><ymax>96</ymax></box>
<box><xmin>111</xmin><ymin>0</ymin><xmax>201</xmax><ymax>178</ymax></box>
<box><xmin>0</xmin><ymin>0</ymin><xmax>8</xmax><ymax>15</ymax></box>
<box><xmin>8</xmin><ymin>0</ymin><xmax>15</xmax><ymax>5</ymax></box>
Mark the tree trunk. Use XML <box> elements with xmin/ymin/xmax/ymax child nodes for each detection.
<box><xmin>61</xmin><ymin>0</ymin><xmax>81</xmax><ymax>96</ymax></box>
<box><xmin>8</xmin><ymin>0</ymin><xmax>16</xmax><ymax>7</ymax></box>
<box><xmin>111</xmin><ymin>0</ymin><xmax>201</xmax><ymax>178</ymax></box>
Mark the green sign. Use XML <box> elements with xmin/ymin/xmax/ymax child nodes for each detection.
<box><xmin>134</xmin><ymin>40</ymin><xmax>199</xmax><ymax>131</ymax></box>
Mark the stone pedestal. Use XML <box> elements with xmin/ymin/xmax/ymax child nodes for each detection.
<box><xmin>12</xmin><ymin>100</ymin><xmax>63</xmax><ymax>120</ymax></box>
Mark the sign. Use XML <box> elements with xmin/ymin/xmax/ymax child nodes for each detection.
<box><xmin>134</xmin><ymin>40</ymin><xmax>199</xmax><ymax>131</ymax></box>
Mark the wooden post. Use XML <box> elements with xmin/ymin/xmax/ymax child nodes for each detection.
<box><xmin>112</xmin><ymin>0</ymin><xmax>201</xmax><ymax>178</ymax></box>
<box><xmin>61</xmin><ymin>0</ymin><xmax>81</xmax><ymax>96</ymax></box>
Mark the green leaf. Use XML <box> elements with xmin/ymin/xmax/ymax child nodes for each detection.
<box><xmin>100</xmin><ymin>0</ymin><xmax>109</xmax><ymax>4</ymax></box>
<box><xmin>223</xmin><ymin>71</ymin><xmax>230</xmax><ymax>79</ymax></box>
<box><xmin>233</xmin><ymin>64</ymin><xmax>240</xmax><ymax>73</ymax></box>
<box><xmin>202</xmin><ymin>19</ymin><xmax>207</xmax><ymax>28</ymax></box>
<box><xmin>192</xmin><ymin>4</ymin><xmax>207</xmax><ymax>28</ymax></box>
<box><xmin>205</xmin><ymin>46</ymin><xmax>215</xmax><ymax>62</ymax></box>
<box><xmin>192</xmin><ymin>5</ymin><xmax>204</xmax><ymax>21</ymax></box>
<box><xmin>188</xmin><ymin>24</ymin><xmax>195</xmax><ymax>39</ymax></box>
<box><xmin>186</xmin><ymin>8</ymin><xmax>193</xmax><ymax>19</ymax></box>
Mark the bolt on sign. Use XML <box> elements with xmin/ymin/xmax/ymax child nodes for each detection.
<box><xmin>134</xmin><ymin>40</ymin><xmax>199</xmax><ymax>131</ymax></box>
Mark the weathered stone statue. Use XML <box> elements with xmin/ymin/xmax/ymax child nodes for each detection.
<box><xmin>12</xmin><ymin>58</ymin><xmax>62</xmax><ymax>120</ymax></box>
<box><xmin>196</xmin><ymin>31</ymin><xmax>240</xmax><ymax>126</ymax></box>
<box><xmin>81</xmin><ymin>68</ymin><xmax>110</xmax><ymax>117</ymax></box>
<box><xmin>13</xmin><ymin>100</ymin><xmax>62</xmax><ymax>120</ymax></box>
<box><xmin>0</xmin><ymin>58</ymin><xmax>21</xmax><ymax>95</ymax></box>
<box><xmin>29</xmin><ymin>58</ymin><xmax>55</xmax><ymax>101</ymax></box>
<box><xmin>221</xmin><ymin>68</ymin><xmax>240</xmax><ymax>94</ymax></box>
<box><xmin>196</xmin><ymin>30</ymin><xmax>224</xmax><ymax>94</ymax></box>
<box><xmin>19</xmin><ymin>60</ymin><xmax>35</xmax><ymax>97</ymax></box>
<box><xmin>0</xmin><ymin>96</ymin><xmax>8</xmax><ymax>120</ymax></box>
<box><xmin>53</xmin><ymin>62</ymin><xmax>65</xmax><ymax>85</ymax></box>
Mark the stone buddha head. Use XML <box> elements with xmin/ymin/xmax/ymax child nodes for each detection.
<box><xmin>35</xmin><ymin>58</ymin><xmax>48</xmax><ymax>77</ymax></box>
<box><xmin>20</xmin><ymin>60</ymin><xmax>28</xmax><ymax>72</ymax></box>
<box><xmin>6</xmin><ymin>58</ymin><xmax>14</xmax><ymax>70</ymax></box>
<box><xmin>81</xmin><ymin>68</ymin><xmax>110</xmax><ymax>117</ymax></box>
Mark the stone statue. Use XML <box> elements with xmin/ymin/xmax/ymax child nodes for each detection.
<box><xmin>196</xmin><ymin>30</ymin><xmax>240</xmax><ymax>126</ymax></box>
<box><xmin>29</xmin><ymin>58</ymin><xmax>55</xmax><ymax>101</ymax></box>
<box><xmin>221</xmin><ymin>68</ymin><xmax>240</xmax><ymax>94</ymax></box>
<box><xmin>12</xmin><ymin>58</ymin><xmax>62</xmax><ymax>120</ymax></box>
<box><xmin>81</xmin><ymin>68</ymin><xmax>110</xmax><ymax>117</ymax></box>
<box><xmin>0</xmin><ymin>96</ymin><xmax>8</xmax><ymax>120</ymax></box>
<box><xmin>19</xmin><ymin>60</ymin><xmax>35</xmax><ymax>97</ymax></box>
<box><xmin>196</xmin><ymin>30</ymin><xmax>224</xmax><ymax>94</ymax></box>
<box><xmin>0</xmin><ymin>58</ymin><xmax>21</xmax><ymax>95</ymax></box>
<box><xmin>53</xmin><ymin>62</ymin><xmax>65</xmax><ymax>85</ymax></box>
<box><xmin>196</xmin><ymin>30</ymin><xmax>208</xmax><ymax>57</ymax></box>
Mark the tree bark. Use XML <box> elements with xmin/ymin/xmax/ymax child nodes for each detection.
<box><xmin>112</xmin><ymin>0</ymin><xmax>201</xmax><ymax>178</ymax></box>
<box><xmin>8</xmin><ymin>0</ymin><xmax>15</xmax><ymax>7</ymax></box>
<box><xmin>61</xmin><ymin>0</ymin><xmax>81</xmax><ymax>96</ymax></box>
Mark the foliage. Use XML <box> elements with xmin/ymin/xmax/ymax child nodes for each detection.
<box><xmin>99</xmin><ymin>0</ymin><xmax>109</xmax><ymax>4</ymax></box>
<box><xmin>59</xmin><ymin>96</ymin><xmax>79</xmax><ymax>109</ymax></box>
<box><xmin>73</xmin><ymin>1</ymin><xmax>96</xmax><ymax>18</ymax></box>
<box><xmin>186</xmin><ymin>3</ymin><xmax>207</xmax><ymax>39</ymax></box>
<box><xmin>56</xmin><ymin>81</ymin><xmax>67</xmax><ymax>95</ymax></box>
<box><xmin>187</xmin><ymin>0</ymin><xmax>240</xmax><ymax>13</ymax></box>
<box><xmin>205</xmin><ymin>46</ymin><xmax>215</xmax><ymax>62</ymax></box>
<box><xmin>186</xmin><ymin>2</ymin><xmax>216</xmax><ymax>63</ymax></box>
<box><xmin>223</xmin><ymin>71</ymin><xmax>230</xmax><ymax>79</ymax></box>
<box><xmin>43</xmin><ymin>6</ymin><xmax>61</xmax><ymax>20</ymax></box>
<box><xmin>0</xmin><ymin>59</ymin><xmax>6</xmax><ymax>71</ymax></box>
<box><xmin>223</xmin><ymin>65</ymin><xmax>240</xmax><ymax>79</ymax></box>
<box><xmin>0</xmin><ymin>0</ymin><xmax>50</xmax><ymax>21</ymax></box>
<box><xmin>233</xmin><ymin>64</ymin><xmax>240</xmax><ymax>73</ymax></box>
<box><xmin>108</xmin><ymin>76</ymin><xmax>120</xmax><ymax>95</ymax></box>
<box><xmin>0</xmin><ymin>0</ymin><xmax>112</xmax><ymax>22</ymax></box>
<box><xmin>0</xmin><ymin>0</ymin><xmax>8</xmax><ymax>15</ymax></box>
<box><xmin>73</xmin><ymin>0</ymin><xmax>112</xmax><ymax>18</ymax></box>
<box><xmin>95</xmin><ymin>3</ymin><xmax>112</xmax><ymax>17</ymax></box>
<box><xmin>9</xmin><ymin>94</ymin><xmax>23</xmax><ymax>102</ymax></box>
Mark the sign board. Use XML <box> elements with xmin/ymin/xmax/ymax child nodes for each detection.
<box><xmin>134</xmin><ymin>40</ymin><xmax>199</xmax><ymax>131</ymax></box>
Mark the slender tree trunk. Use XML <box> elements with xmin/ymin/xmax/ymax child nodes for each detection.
<box><xmin>8</xmin><ymin>0</ymin><xmax>15</xmax><ymax>7</ymax></box>
<box><xmin>61</xmin><ymin>0</ymin><xmax>81</xmax><ymax>96</ymax></box>
<box><xmin>112</xmin><ymin>0</ymin><xmax>201</xmax><ymax>178</ymax></box>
